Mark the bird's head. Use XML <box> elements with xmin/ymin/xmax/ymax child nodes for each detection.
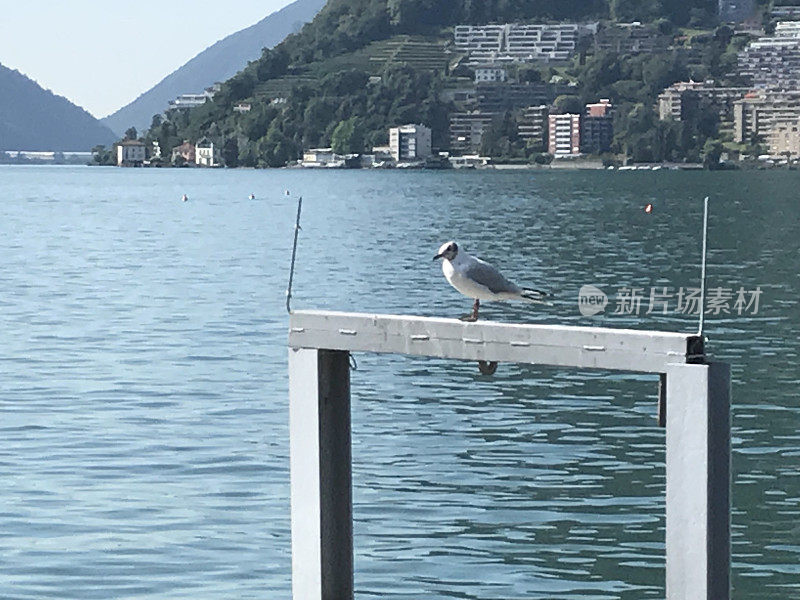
<box><xmin>433</xmin><ymin>241</ymin><xmax>458</xmax><ymax>261</ymax></box>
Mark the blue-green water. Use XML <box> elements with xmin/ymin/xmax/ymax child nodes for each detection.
<box><xmin>1</xmin><ymin>165</ymin><xmax>798</xmax><ymax>599</ymax></box>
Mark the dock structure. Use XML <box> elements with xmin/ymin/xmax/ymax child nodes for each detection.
<box><xmin>288</xmin><ymin>310</ymin><xmax>730</xmax><ymax>600</ymax></box>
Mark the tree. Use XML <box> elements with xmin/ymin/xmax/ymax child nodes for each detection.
<box><xmin>331</xmin><ymin>117</ymin><xmax>365</xmax><ymax>154</ymax></box>
<box><xmin>517</xmin><ymin>66</ymin><xmax>542</xmax><ymax>83</ymax></box>
<box><xmin>222</xmin><ymin>138</ymin><xmax>239</xmax><ymax>168</ymax></box>
<box><xmin>554</xmin><ymin>94</ymin><xmax>583</xmax><ymax>115</ymax></box>
<box><xmin>91</xmin><ymin>145</ymin><xmax>115</xmax><ymax>166</ymax></box>
<box><xmin>702</xmin><ymin>138</ymin><xmax>724</xmax><ymax>169</ymax></box>
<box><xmin>124</xmin><ymin>127</ymin><xmax>137</xmax><ymax>141</ymax></box>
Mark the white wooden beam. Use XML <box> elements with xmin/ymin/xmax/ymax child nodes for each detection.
<box><xmin>289</xmin><ymin>310</ymin><xmax>703</xmax><ymax>373</ymax></box>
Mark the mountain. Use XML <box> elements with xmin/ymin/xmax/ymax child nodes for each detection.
<box><xmin>0</xmin><ymin>63</ymin><xmax>117</xmax><ymax>152</ymax></box>
<box><xmin>101</xmin><ymin>0</ymin><xmax>327</xmax><ymax>136</ymax></box>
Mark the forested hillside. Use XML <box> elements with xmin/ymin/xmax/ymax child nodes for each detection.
<box><xmin>133</xmin><ymin>0</ymin><xmax>768</xmax><ymax>167</ymax></box>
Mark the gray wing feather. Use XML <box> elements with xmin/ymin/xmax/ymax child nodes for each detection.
<box><xmin>464</xmin><ymin>258</ymin><xmax>521</xmax><ymax>294</ymax></box>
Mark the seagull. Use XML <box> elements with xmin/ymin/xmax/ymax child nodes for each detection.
<box><xmin>433</xmin><ymin>240</ymin><xmax>548</xmax><ymax>321</ymax></box>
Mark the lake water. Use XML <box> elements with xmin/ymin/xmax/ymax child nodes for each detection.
<box><xmin>1</xmin><ymin>165</ymin><xmax>798</xmax><ymax>599</ymax></box>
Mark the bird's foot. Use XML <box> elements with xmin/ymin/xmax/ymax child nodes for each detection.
<box><xmin>459</xmin><ymin>299</ymin><xmax>480</xmax><ymax>322</ymax></box>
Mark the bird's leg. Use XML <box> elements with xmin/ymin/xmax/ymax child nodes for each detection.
<box><xmin>460</xmin><ymin>299</ymin><xmax>480</xmax><ymax>322</ymax></box>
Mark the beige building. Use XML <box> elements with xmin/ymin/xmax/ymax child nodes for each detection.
<box><xmin>517</xmin><ymin>105</ymin><xmax>549</xmax><ymax>150</ymax></box>
<box><xmin>449</xmin><ymin>111</ymin><xmax>495</xmax><ymax>154</ymax></box>
<box><xmin>733</xmin><ymin>89</ymin><xmax>800</xmax><ymax>143</ymax></box>
<box><xmin>171</xmin><ymin>141</ymin><xmax>196</xmax><ymax>164</ymax></box>
<box><xmin>770</xmin><ymin>120</ymin><xmax>800</xmax><ymax>157</ymax></box>
<box><xmin>116</xmin><ymin>140</ymin><xmax>146</xmax><ymax>166</ymax></box>
<box><xmin>301</xmin><ymin>148</ymin><xmax>344</xmax><ymax>168</ymax></box>
<box><xmin>658</xmin><ymin>81</ymin><xmax>749</xmax><ymax>122</ymax></box>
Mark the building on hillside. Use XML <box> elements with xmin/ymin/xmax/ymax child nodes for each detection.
<box><xmin>658</xmin><ymin>81</ymin><xmax>705</xmax><ymax>120</ymax></box>
<box><xmin>581</xmin><ymin>99</ymin><xmax>614</xmax><ymax>154</ymax></box>
<box><xmin>548</xmin><ymin>113</ymin><xmax>582</xmax><ymax>157</ymax></box>
<box><xmin>171</xmin><ymin>141</ymin><xmax>196</xmax><ymax>164</ymax></box>
<box><xmin>738</xmin><ymin>22</ymin><xmax>800</xmax><ymax>87</ymax></box>
<box><xmin>116</xmin><ymin>140</ymin><xmax>146</xmax><ymax>166</ymax></box>
<box><xmin>733</xmin><ymin>88</ymin><xmax>800</xmax><ymax>142</ymax></box>
<box><xmin>389</xmin><ymin>124</ymin><xmax>432</xmax><ymax>162</ymax></box>
<box><xmin>517</xmin><ymin>105</ymin><xmax>549</xmax><ymax>150</ymax></box>
<box><xmin>476</xmin><ymin>82</ymin><xmax>569</xmax><ymax>112</ymax></box>
<box><xmin>719</xmin><ymin>0</ymin><xmax>755</xmax><ymax>22</ymax></box>
<box><xmin>770</xmin><ymin>119</ymin><xmax>800</xmax><ymax>157</ymax></box>
<box><xmin>594</xmin><ymin>22</ymin><xmax>671</xmax><ymax>54</ymax></box>
<box><xmin>772</xmin><ymin>5</ymin><xmax>800</xmax><ymax>19</ymax></box>
<box><xmin>658</xmin><ymin>81</ymin><xmax>750</xmax><ymax>121</ymax></box>
<box><xmin>301</xmin><ymin>148</ymin><xmax>343</xmax><ymax>168</ymax></box>
<box><xmin>586</xmin><ymin>98</ymin><xmax>613</xmax><ymax>117</ymax></box>
<box><xmin>234</xmin><ymin>102</ymin><xmax>252</xmax><ymax>113</ymax></box>
<box><xmin>449</xmin><ymin>111</ymin><xmax>496</xmax><ymax>154</ymax></box>
<box><xmin>474</xmin><ymin>66</ymin><xmax>508</xmax><ymax>83</ymax></box>
<box><xmin>168</xmin><ymin>83</ymin><xmax>221</xmax><ymax>111</ymax></box>
<box><xmin>195</xmin><ymin>137</ymin><xmax>221</xmax><ymax>167</ymax></box>
<box><xmin>454</xmin><ymin>23</ymin><xmax>598</xmax><ymax>66</ymax></box>
<box><xmin>448</xmin><ymin>154</ymin><xmax>491</xmax><ymax>168</ymax></box>
<box><xmin>440</xmin><ymin>86</ymin><xmax>478</xmax><ymax>105</ymax></box>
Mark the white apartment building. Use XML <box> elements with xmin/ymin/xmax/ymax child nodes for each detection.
<box><xmin>454</xmin><ymin>23</ymin><xmax>597</xmax><ymax>66</ymax></box>
<box><xmin>738</xmin><ymin>22</ymin><xmax>800</xmax><ymax>88</ymax></box>
<box><xmin>195</xmin><ymin>137</ymin><xmax>220</xmax><ymax>167</ymax></box>
<box><xmin>389</xmin><ymin>124</ymin><xmax>432</xmax><ymax>162</ymax></box>
<box><xmin>168</xmin><ymin>83</ymin><xmax>222</xmax><ymax>110</ymax></box>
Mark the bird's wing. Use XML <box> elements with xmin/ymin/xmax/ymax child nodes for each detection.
<box><xmin>463</xmin><ymin>258</ymin><xmax>521</xmax><ymax>294</ymax></box>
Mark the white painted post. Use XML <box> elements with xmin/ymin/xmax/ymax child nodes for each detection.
<box><xmin>289</xmin><ymin>348</ymin><xmax>354</xmax><ymax>600</ymax></box>
<box><xmin>665</xmin><ymin>362</ymin><xmax>730</xmax><ymax>600</ymax></box>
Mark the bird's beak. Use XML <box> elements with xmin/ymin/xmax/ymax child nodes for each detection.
<box><xmin>433</xmin><ymin>253</ymin><xmax>443</xmax><ymax>261</ymax></box>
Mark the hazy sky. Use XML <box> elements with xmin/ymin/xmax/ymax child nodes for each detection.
<box><xmin>0</xmin><ymin>0</ymin><xmax>295</xmax><ymax>119</ymax></box>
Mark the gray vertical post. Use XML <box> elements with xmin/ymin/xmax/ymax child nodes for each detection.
<box><xmin>289</xmin><ymin>348</ymin><xmax>354</xmax><ymax>600</ymax></box>
<box><xmin>665</xmin><ymin>362</ymin><xmax>730</xmax><ymax>600</ymax></box>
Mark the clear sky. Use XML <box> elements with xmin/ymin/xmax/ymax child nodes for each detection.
<box><xmin>0</xmin><ymin>0</ymin><xmax>294</xmax><ymax>119</ymax></box>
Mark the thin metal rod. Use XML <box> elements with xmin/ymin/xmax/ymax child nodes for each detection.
<box><xmin>697</xmin><ymin>196</ymin><xmax>709</xmax><ymax>336</ymax></box>
<box><xmin>286</xmin><ymin>196</ymin><xmax>303</xmax><ymax>314</ymax></box>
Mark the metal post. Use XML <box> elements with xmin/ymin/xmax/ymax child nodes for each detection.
<box><xmin>665</xmin><ymin>362</ymin><xmax>730</xmax><ymax>600</ymax></box>
<box><xmin>289</xmin><ymin>348</ymin><xmax>354</xmax><ymax>600</ymax></box>
<box><xmin>288</xmin><ymin>311</ymin><xmax>730</xmax><ymax>598</ymax></box>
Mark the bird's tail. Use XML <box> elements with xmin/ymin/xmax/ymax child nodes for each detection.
<box><xmin>521</xmin><ymin>287</ymin><xmax>550</xmax><ymax>304</ymax></box>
